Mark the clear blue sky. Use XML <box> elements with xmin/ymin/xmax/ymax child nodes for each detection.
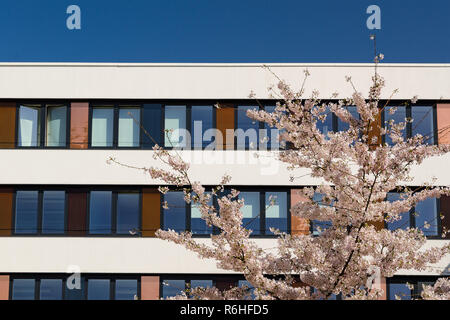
<box><xmin>0</xmin><ymin>0</ymin><xmax>448</xmax><ymax>63</ymax></box>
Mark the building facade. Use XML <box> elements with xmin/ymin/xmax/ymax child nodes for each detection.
<box><xmin>0</xmin><ymin>63</ymin><xmax>449</xmax><ymax>300</ymax></box>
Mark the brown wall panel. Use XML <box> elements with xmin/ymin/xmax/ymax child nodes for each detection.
<box><xmin>70</xmin><ymin>102</ymin><xmax>89</xmax><ymax>149</ymax></box>
<box><xmin>368</xmin><ymin>108</ymin><xmax>382</xmax><ymax>150</ymax></box>
<box><xmin>0</xmin><ymin>276</ymin><xmax>9</xmax><ymax>300</ymax></box>
<box><xmin>290</xmin><ymin>189</ymin><xmax>310</xmax><ymax>236</ymax></box>
<box><xmin>440</xmin><ymin>195</ymin><xmax>450</xmax><ymax>239</ymax></box>
<box><xmin>0</xmin><ymin>188</ymin><xmax>13</xmax><ymax>236</ymax></box>
<box><xmin>67</xmin><ymin>190</ymin><xmax>87</xmax><ymax>236</ymax></box>
<box><xmin>216</xmin><ymin>104</ymin><xmax>235</xmax><ymax>150</ymax></box>
<box><xmin>141</xmin><ymin>276</ymin><xmax>159</xmax><ymax>300</ymax></box>
<box><xmin>142</xmin><ymin>188</ymin><xmax>161</xmax><ymax>237</ymax></box>
<box><xmin>0</xmin><ymin>102</ymin><xmax>16</xmax><ymax>148</ymax></box>
<box><xmin>437</xmin><ymin>103</ymin><xmax>450</xmax><ymax>145</ymax></box>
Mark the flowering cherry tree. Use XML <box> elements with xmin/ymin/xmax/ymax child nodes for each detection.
<box><xmin>112</xmin><ymin>60</ymin><xmax>450</xmax><ymax>300</ymax></box>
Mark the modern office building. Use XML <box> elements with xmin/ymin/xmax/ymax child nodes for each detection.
<box><xmin>0</xmin><ymin>63</ymin><xmax>449</xmax><ymax>300</ymax></box>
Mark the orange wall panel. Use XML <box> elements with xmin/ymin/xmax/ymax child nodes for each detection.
<box><xmin>141</xmin><ymin>276</ymin><xmax>159</xmax><ymax>300</ymax></box>
<box><xmin>437</xmin><ymin>104</ymin><xmax>450</xmax><ymax>145</ymax></box>
<box><xmin>142</xmin><ymin>188</ymin><xmax>160</xmax><ymax>237</ymax></box>
<box><xmin>0</xmin><ymin>189</ymin><xmax>13</xmax><ymax>236</ymax></box>
<box><xmin>0</xmin><ymin>102</ymin><xmax>16</xmax><ymax>148</ymax></box>
<box><xmin>216</xmin><ymin>105</ymin><xmax>235</xmax><ymax>150</ymax></box>
<box><xmin>290</xmin><ymin>189</ymin><xmax>310</xmax><ymax>235</ymax></box>
<box><xmin>0</xmin><ymin>275</ymin><xmax>9</xmax><ymax>300</ymax></box>
<box><xmin>70</xmin><ymin>102</ymin><xmax>89</xmax><ymax>149</ymax></box>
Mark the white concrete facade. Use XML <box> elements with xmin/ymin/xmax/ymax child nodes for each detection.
<box><xmin>0</xmin><ymin>63</ymin><xmax>449</xmax><ymax>279</ymax></box>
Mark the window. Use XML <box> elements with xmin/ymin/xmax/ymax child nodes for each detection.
<box><xmin>40</xmin><ymin>279</ymin><xmax>63</xmax><ymax>300</ymax></box>
<box><xmin>191</xmin><ymin>106</ymin><xmax>214</xmax><ymax>149</ymax></box>
<box><xmin>163</xmin><ymin>192</ymin><xmax>187</xmax><ymax>232</ymax></box>
<box><xmin>262</xmin><ymin>106</ymin><xmax>282</xmax><ymax>150</ymax></box>
<box><xmin>191</xmin><ymin>192</ymin><xmax>213</xmax><ymax>235</ymax></box>
<box><xmin>311</xmin><ymin>193</ymin><xmax>332</xmax><ymax>236</ymax></box>
<box><xmin>164</xmin><ymin>105</ymin><xmax>187</xmax><ymax>148</ymax></box>
<box><xmin>115</xmin><ymin>279</ymin><xmax>138</xmax><ymax>300</ymax></box>
<box><xmin>387</xmin><ymin>192</ymin><xmax>439</xmax><ymax>237</ymax></box>
<box><xmin>238</xmin><ymin>280</ymin><xmax>256</xmax><ymax>299</ymax></box>
<box><xmin>337</xmin><ymin>106</ymin><xmax>358</xmax><ymax>132</ymax></box>
<box><xmin>384</xmin><ymin>106</ymin><xmax>407</xmax><ymax>145</ymax></box>
<box><xmin>116</xmin><ymin>193</ymin><xmax>140</xmax><ymax>234</ymax></box>
<box><xmin>384</xmin><ymin>106</ymin><xmax>435</xmax><ymax>145</ymax></box>
<box><xmin>42</xmin><ymin>191</ymin><xmax>66</xmax><ymax>234</ymax></box>
<box><xmin>162</xmin><ymin>279</ymin><xmax>186</xmax><ymax>299</ymax></box>
<box><xmin>388</xmin><ymin>282</ymin><xmax>411</xmax><ymax>300</ymax></box>
<box><xmin>18</xmin><ymin>105</ymin><xmax>41</xmax><ymax>147</ymax></box>
<box><xmin>46</xmin><ymin>105</ymin><xmax>67</xmax><ymax>147</ymax></box>
<box><xmin>18</xmin><ymin>104</ymin><xmax>68</xmax><ymax>148</ymax></box>
<box><xmin>118</xmin><ymin>107</ymin><xmax>140</xmax><ymax>147</ymax></box>
<box><xmin>415</xmin><ymin>198</ymin><xmax>439</xmax><ymax>237</ymax></box>
<box><xmin>239</xmin><ymin>192</ymin><xmax>261</xmax><ymax>235</ymax></box>
<box><xmin>161</xmin><ymin>279</ymin><xmax>213</xmax><ymax>299</ymax></box>
<box><xmin>316</xmin><ymin>106</ymin><xmax>333</xmax><ymax>137</ymax></box>
<box><xmin>412</xmin><ymin>106</ymin><xmax>434</xmax><ymax>145</ymax></box>
<box><xmin>91</xmin><ymin>106</ymin><xmax>114</xmax><ymax>147</ymax></box>
<box><xmin>265</xmin><ymin>192</ymin><xmax>288</xmax><ymax>233</ymax></box>
<box><xmin>65</xmin><ymin>276</ymin><xmax>85</xmax><ymax>300</ymax></box>
<box><xmin>14</xmin><ymin>191</ymin><xmax>39</xmax><ymax>234</ymax></box>
<box><xmin>386</xmin><ymin>192</ymin><xmax>410</xmax><ymax>231</ymax></box>
<box><xmin>89</xmin><ymin>191</ymin><xmax>112</xmax><ymax>234</ymax></box>
<box><xmin>11</xmin><ymin>279</ymin><xmax>35</xmax><ymax>300</ymax></box>
<box><xmin>87</xmin><ymin>279</ymin><xmax>111</xmax><ymax>300</ymax></box>
<box><xmin>236</xmin><ymin>106</ymin><xmax>259</xmax><ymax>150</ymax></box>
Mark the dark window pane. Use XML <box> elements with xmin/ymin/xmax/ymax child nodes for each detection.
<box><xmin>417</xmin><ymin>281</ymin><xmax>434</xmax><ymax>298</ymax></box>
<box><xmin>117</xmin><ymin>193</ymin><xmax>140</xmax><ymax>234</ymax></box>
<box><xmin>12</xmin><ymin>279</ymin><xmax>35</xmax><ymax>300</ymax></box>
<box><xmin>316</xmin><ymin>106</ymin><xmax>333</xmax><ymax>137</ymax></box>
<box><xmin>164</xmin><ymin>106</ymin><xmax>187</xmax><ymax>148</ymax></box>
<box><xmin>15</xmin><ymin>191</ymin><xmax>39</xmax><ymax>234</ymax></box>
<box><xmin>18</xmin><ymin>105</ymin><xmax>41</xmax><ymax>147</ymax></box>
<box><xmin>190</xmin><ymin>280</ymin><xmax>213</xmax><ymax>290</ymax></box>
<box><xmin>91</xmin><ymin>107</ymin><xmax>114</xmax><ymax>147</ymax></box>
<box><xmin>265</xmin><ymin>192</ymin><xmax>288</xmax><ymax>234</ymax></box>
<box><xmin>89</xmin><ymin>191</ymin><xmax>112</xmax><ymax>234</ymax></box>
<box><xmin>142</xmin><ymin>104</ymin><xmax>162</xmax><ymax>148</ymax></box>
<box><xmin>238</xmin><ymin>280</ymin><xmax>255</xmax><ymax>299</ymax></box>
<box><xmin>237</xmin><ymin>106</ymin><xmax>259</xmax><ymax>150</ymax></box>
<box><xmin>263</xmin><ymin>106</ymin><xmax>283</xmax><ymax>150</ymax></box>
<box><xmin>65</xmin><ymin>276</ymin><xmax>85</xmax><ymax>300</ymax></box>
<box><xmin>46</xmin><ymin>105</ymin><xmax>67</xmax><ymax>147</ymax></box>
<box><xmin>387</xmin><ymin>192</ymin><xmax>410</xmax><ymax>231</ymax></box>
<box><xmin>337</xmin><ymin>106</ymin><xmax>358</xmax><ymax>132</ymax></box>
<box><xmin>191</xmin><ymin>192</ymin><xmax>212</xmax><ymax>235</ymax></box>
<box><xmin>163</xmin><ymin>192</ymin><xmax>186</xmax><ymax>232</ymax></box>
<box><xmin>412</xmin><ymin>106</ymin><xmax>434</xmax><ymax>145</ymax></box>
<box><xmin>162</xmin><ymin>279</ymin><xmax>185</xmax><ymax>298</ymax></box>
<box><xmin>42</xmin><ymin>191</ymin><xmax>65</xmax><ymax>234</ymax></box>
<box><xmin>87</xmin><ymin>279</ymin><xmax>111</xmax><ymax>300</ymax></box>
<box><xmin>312</xmin><ymin>193</ymin><xmax>332</xmax><ymax>235</ymax></box>
<box><xmin>118</xmin><ymin>107</ymin><xmax>140</xmax><ymax>147</ymax></box>
<box><xmin>239</xmin><ymin>192</ymin><xmax>261</xmax><ymax>235</ymax></box>
<box><xmin>415</xmin><ymin>198</ymin><xmax>438</xmax><ymax>236</ymax></box>
<box><xmin>384</xmin><ymin>106</ymin><xmax>407</xmax><ymax>145</ymax></box>
<box><xmin>115</xmin><ymin>279</ymin><xmax>138</xmax><ymax>300</ymax></box>
<box><xmin>40</xmin><ymin>279</ymin><xmax>62</xmax><ymax>300</ymax></box>
<box><xmin>388</xmin><ymin>283</ymin><xmax>411</xmax><ymax>300</ymax></box>
<box><xmin>191</xmin><ymin>106</ymin><xmax>213</xmax><ymax>149</ymax></box>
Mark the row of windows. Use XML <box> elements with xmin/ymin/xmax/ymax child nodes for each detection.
<box><xmin>10</xmin><ymin>276</ymin><xmax>139</xmax><ymax>300</ymax></box>
<box><xmin>3</xmin><ymin>188</ymin><xmax>445</xmax><ymax>238</ymax></box>
<box><xmin>10</xmin><ymin>103</ymin><xmax>438</xmax><ymax>150</ymax></box>
<box><xmin>8</xmin><ymin>188</ymin><xmax>290</xmax><ymax>237</ymax></box>
<box><xmin>14</xmin><ymin>103</ymin><xmax>281</xmax><ymax>150</ymax></box>
<box><xmin>311</xmin><ymin>192</ymin><xmax>442</xmax><ymax>237</ymax></box>
<box><xmin>7</xmin><ymin>274</ymin><xmax>447</xmax><ymax>300</ymax></box>
<box><xmin>163</xmin><ymin>190</ymin><xmax>290</xmax><ymax>236</ymax></box>
<box><xmin>318</xmin><ymin>105</ymin><xmax>436</xmax><ymax>145</ymax></box>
